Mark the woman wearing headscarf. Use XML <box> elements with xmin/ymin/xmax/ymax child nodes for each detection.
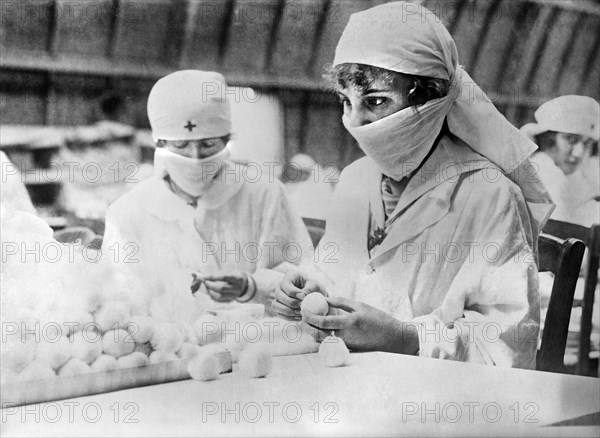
<box><xmin>272</xmin><ymin>2</ymin><xmax>553</xmax><ymax>368</ymax></box>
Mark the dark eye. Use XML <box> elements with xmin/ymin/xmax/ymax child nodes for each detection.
<box><xmin>338</xmin><ymin>96</ymin><xmax>350</xmax><ymax>107</ymax></box>
<box><xmin>565</xmin><ymin>134</ymin><xmax>580</xmax><ymax>145</ymax></box>
<box><xmin>366</xmin><ymin>97</ymin><xmax>387</xmax><ymax>107</ymax></box>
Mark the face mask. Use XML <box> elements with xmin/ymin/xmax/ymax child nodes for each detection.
<box><xmin>342</xmin><ymin>86</ymin><xmax>458</xmax><ymax>181</ymax></box>
<box><xmin>153</xmin><ymin>146</ymin><xmax>231</xmax><ymax>197</ymax></box>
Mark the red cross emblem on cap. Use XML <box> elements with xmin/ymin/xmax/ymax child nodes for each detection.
<box><xmin>184</xmin><ymin>121</ymin><xmax>196</xmax><ymax>132</ymax></box>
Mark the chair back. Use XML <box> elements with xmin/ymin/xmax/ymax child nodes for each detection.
<box><xmin>537</xmin><ymin>233</ymin><xmax>585</xmax><ymax>373</ymax></box>
<box><xmin>543</xmin><ymin>219</ymin><xmax>600</xmax><ymax>375</ymax></box>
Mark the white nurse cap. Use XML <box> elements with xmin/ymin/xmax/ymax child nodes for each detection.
<box><xmin>147</xmin><ymin>70</ymin><xmax>231</xmax><ymax>141</ymax></box>
<box><xmin>521</xmin><ymin>95</ymin><xmax>599</xmax><ymax>142</ymax></box>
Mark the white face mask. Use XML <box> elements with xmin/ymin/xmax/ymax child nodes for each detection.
<box><xmin>342</xmin><ymin>87</ymin><xmax>458</xmax><ymax>181</ymax></box>
<box><xmin>153</xmin><ymin>146</ymin><xmax>231</xmax><ymax>197</ymax></box>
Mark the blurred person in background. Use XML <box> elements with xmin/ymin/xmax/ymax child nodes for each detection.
<box><xmin>283</xmin><ymin>153</ymin><xmax>337</xmax><ymax>221</ymax></box>
<box><xmin>102</xmin><ymin>70</ymin><xmax>312</xmax><ymax>318</ymax></box>
<box><xmin>522</xmin><ymin>96</ymin><xmax>600</xmax><ymax>367</ymax></box>
<box><xmin>0</xmin><ymin>151</ymin><xmax>36</xmax><ymax>214</ymax></box>
<box><xmin>522</xmin><ymin>95</ymin><xmax>599</xmax><ymax>227</ymax></box>
<box><xmin>273</xmin><ymin>1</ymin><xmax>554</xmax><ymax>368</ymax></box>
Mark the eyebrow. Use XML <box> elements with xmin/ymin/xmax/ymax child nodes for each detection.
<box><xmin>363</xmin><ymin>88</ymin><xmax>391</xmax><ymax>94</ymax></box>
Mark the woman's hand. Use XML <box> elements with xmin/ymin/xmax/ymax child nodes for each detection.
<box><xmin>193</xmin><ymin>271</ymin><xmax>248</xmax><ymax>302</ymax></box>
<box><xmin>302</xmin><ymin>297</ymin><xmax>420</xmax><ymax>355</ymax></box>
<box><xmin>271</xmin><ymin>271</ymin><xmax>327</xmax><ymax>320</ymax></box>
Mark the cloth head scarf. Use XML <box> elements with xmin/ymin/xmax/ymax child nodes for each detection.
<box><xmin>147</xmin><ymin>70</ymin><xmax>231</xmax><ymax>141</ymax></box>
<box><xmin>333</xmin><ymin>1</ymin><xmax>553</xmax><ymax>233</ymax></box>
<box><xmin>521</xmin><ymin>95</ymin><xmax>600</xmax><ymax>142</ymax></box>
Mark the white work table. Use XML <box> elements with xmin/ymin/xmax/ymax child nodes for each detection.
<box><xmin>2</xmin><ymin>352</ymin><xmax>599</xmax><ymax>437</ymax></box>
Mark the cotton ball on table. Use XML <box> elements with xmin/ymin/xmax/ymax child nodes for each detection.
<box><xmin>177</xmin><ymin>342</ymin><xmax>200</xmax><ymax>360</ymax></box>
<box><xmin>300</xmin><ymin>293</ymin><xmax>329</xmax><ymax>316</ymax></box>
<box><xmin>69</xmin><ymin>329</ymin><xmax>102</xmax><ymax>365</ymax></box>
<box><xmin>148</xmin><ymin>351</ymin><xmax>179</xmax><ymax>364</ymax></box>
<box><xmin>94</xmin><ymin>301</ymin><xmax>131</xmax><ymax>332</ymax></box>
<box><xmin>238</xmin><ymin>345</ymin><xmax>272</xmax><ymax>378</ymax></box>
<box><xmin>193</xmin><ymin>314</ymin><xmax>224</xmax><ymax>345</ymax></box>
<box><xmin>151</xmin><ymin>322</ymin><xmax>184</xmax><ymax>353</ymax></box>
<box><xmin>187</xmin><ymin>352</ymin><xmax>220</xmax><ymax>381</ymax></box>
<box><xmin>118</xmin><ymin>352</ymin><xmax>149</xmax><ymax>369</ymax></box>
<box><xmin>102</xmin><ymin>329</ymin><xmax>135</xmax><ymax>358</ymax></box>
<box><xmin>17</xmin><ymin>360</ymin><xmax>56</xmax><ymax>381</ymax></box>
<box><xmin>1</xmin><ymin>336</ymin><xmax>37</xmax><ymax>373</ymax></box>
<box><xmin>125</xmin><ymin>315</ymin><xmax>154</xmax><ymax>344</ymax></box>
<box><xmin>35</xmin><ymin>337</ymin><xmax>72</xmax><ymax>370</ymax></box>
<box><xmin>91</xmin><ymin>354</ymin><xmax>119</xmax><ymax>372</ymax></box>
<box><xmin>318</xmin><ymin>334</ymin><xmax>349</xmax><ymax>367</ymax></box>
<box><xmin>133</xmin><ymin>342</ymin><xmax>153</xmax><ymax>356</ymax></box>
<box><xmin>58</xmin><ymin>358</ymin><xmax>92</xmax><ymax>377</ymax></box>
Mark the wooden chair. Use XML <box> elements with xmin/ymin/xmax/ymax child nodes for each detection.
<box><xmin>543</xmin><ymin>220</ymin><xmax>600</xmax><ymax>376</ymax></box>
<box><xmin>536</xmin><ymin>233</ymin><xmax>586</xmax><ymax>373</ymax></box>
<box><xmin>302</xmin><ymin>217</ymin><xmax>326</xmax><ymax>247</ymax></box>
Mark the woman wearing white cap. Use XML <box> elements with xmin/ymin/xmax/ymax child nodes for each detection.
<box><xmin>521</xmin><ymin>95</ymin><xmax>599</xmax><ymax>227</ymax></box>
<box><xmin>102</xmin><ymin>70</ymin><xmax>313</xmax><ymax>318</ymax></box>
<box><xmin>273</xmin><ymin>1</ymin><xmax>554</xmax><ymax>368</ymax></box>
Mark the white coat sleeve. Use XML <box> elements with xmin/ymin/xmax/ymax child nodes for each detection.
<box><xmin>411</xmin><ymin>176</ymin><xmax>540</xmax><ymax>368</ymax></box>
<box><xmin>250</xmin><ymin>180</ymin><xmax>315</xmax><ymax>307</ymax></box>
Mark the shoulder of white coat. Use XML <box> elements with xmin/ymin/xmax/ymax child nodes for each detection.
<box><xmin>458</xmin><ymin>164</ymin><xmax>527</xmax><ymax>211</ymax></box>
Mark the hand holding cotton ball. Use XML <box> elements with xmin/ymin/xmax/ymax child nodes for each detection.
<box><xmin>318</xmin><ymin>334</ymin><xmax>349</xmax><ymax>367</ymax></box>
<box><xmin>187</xmin><ymin>352</ymin><xmax>220</xmax><ymax>381</ymax></box>
<box><xmin>101</xmin><ymin>329</ymin><xmax>135</xmax><ymax>358</ymax></box>
<box><xmin>301</xmin><ymin>293</ymin><xmax>329</xmax><ymax>316</ymax></box>
<box><xmin>238</xmin><ymin>346</ymin><xmax>272</xmax><ymax>378</ymax></box>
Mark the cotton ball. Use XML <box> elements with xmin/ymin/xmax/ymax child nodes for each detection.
<box><xmin>223</xmin><ymin>339</ymin><xmax>245</xmax><ymax>364</ymax></box>
<box><xmin>91</xmin><ymin>354</ymin><xmax>119</xmax><ymax>373</ymax></box>
<box><xmin>35</xmin><ymin>337</ymin><xmax>71</xmax><ymax>370</ymax></box>
<box><xmin>150</xmin><ymin>323</ymin><xmax>184</xmax><ymax>353</ymax></box>
<box><xmin>69</xmin><ymin>329</ymin><xmax>102</xmax><ymax>365</ymax></box>
<box><xmin>133</xmin><ymin>342</ymin><xmax>153</xmax><ymax>356</ymax></box>
<box><xmin>148</xmin><ymin>351</ymin><xmax>179</xmax><ymax>364</ymax></box>
<box><xmin>58</xmin><ymin>358</ymin><xmax>92</xmax><ymax>377</ymax></box>
<box><xmin>193</xmin><ymin>314</ymin><xmax>224</xmax><ymax>345</ymax></box>
<box><xmin>0</xmin><ymin>336</ymin><xmax>37</xmax><ymax>373</ymax></box>
<box><xmin>17</xmin><ymin>360</ymin><xmax>56</xmax><ymax>381</ymax></box>
<box><xmin>187</xmin><ymin>352</ymin><xmax>220</xmax><ymax>381</ymax></box>
<box><xmin>125</xmin><ymin>316</ymin><xmax>154</xmax><ymax>344</ymax></box>
<box><xmin>101</xmin><ymin>329</ymin><xmax>135</xmax><ymax>358</ymax></box>
<box><xmin>318</xmin><ymin>335</ymin><xmax>349</xmax><ymax>367</ymax></box>
<box><xmin>64</xmin><ymin>310</ymin><xmax>95</xmax><ymax>336</ymax></box>
<box><xmin>177</xmin><ymin>342</ymin><xmax>200</xmax><ymax>360</ymax></box>
<box><xmin>238</xmin><ymin>345</ymin><xmax>272</xmax><ymax>378</ymax></box>
<box><xmin>118</xmin><ymin>352</ymin><xmax>150</xmax><ymax>369</ymax></box>
<box><xmin>301</xmin><ymin>293</ymin><xmax>329</xmax><ymax>316</ymax></box>
<box><xmin>94</xmin><ymin>301</ymin><xmax>131</xmax><ymax>332</ymax></box>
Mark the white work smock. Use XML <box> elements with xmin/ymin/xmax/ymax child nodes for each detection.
<box><xmin>316</xmin><ymin>135</ymin><xmax>540</xmax><ymax>368</ymax></box>
<box><xmin>102</xmin><ymin>162</ymin><xmax>314</xmax><ymax>320</ymax></box>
